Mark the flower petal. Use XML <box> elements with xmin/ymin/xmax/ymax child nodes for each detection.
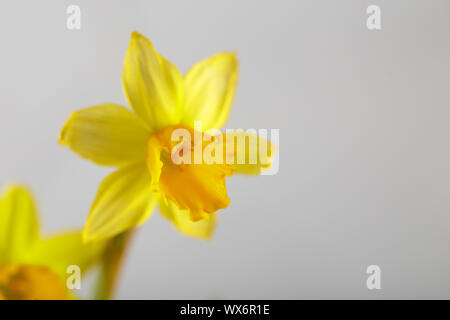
<box><xmin>158</xmin><ymin>160</ymin><xmax>233</xmax><ymax>222</ymax></box>
<box><xmin>83</xmin><ymin>163</ymin><xmax>157</xmax><ymax>241</ymax></box>
<box><xmin>182</xmin><ymin>53</ymin><xmax>238</xmax><ymax>130</ymax></box>
<box><xmin>224</xmin><ymin>131</ymin><xmax>275</xmax><ymax>175</ymax></box>
<box><xmin>158</xmin><ymin>199</ymin><xmax>216</xmax><ymax>240</ymax></box>
<box><xmin>0</xmin><ymin>185</ymin><xmax>39</xmax><ymax>263</ymax></box>
<box><xmin>122</xmin><ymin>32</ymin><xmax>184</xmax><ymax>131</ymax></box>
<box><xmin>59</xmin><ymin>104</ymin><xmax>150</xmax><ymax>167</ymax></box>
<box><xmin>25</xmin><ymin>232</ymin><xmax>106</xmax><ymax>278</ymax></box>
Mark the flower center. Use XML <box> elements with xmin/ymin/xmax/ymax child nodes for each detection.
<box><xmin>146</xmin><ymin>126</ymin><xmax>233</xmax><ymax>221</ymax></box>
<box><xmin>0</xmin><ymin>264</ymin><xmax>68</xmax><ymax>300</ymax></box>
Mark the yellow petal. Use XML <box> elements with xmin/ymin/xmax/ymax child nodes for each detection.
<box><xmin>122</xmin><ymin>31</ymin><xmax>183</xmax><ymax>131</ymax></box>
<box><xmin>158</xmin><ymin>199</ymin><xmax>216</xmax><ymax>240</ymax></box>
<box><xmin>159</xmin><ymin>159</ymin><xmax>232</xmax><ymax>221</ymax></box>
<box><xmin>83</xmin><ymin>163</ymin><xmax>157</xmax><ymax>241</ymax></box>
<box><xmin>182</xmin><ymin>53</ymin><xmax>238</xmax><ymax>130</ymax></box>
<box><xmin>0</xmin><ymin>185</ymin><xmax>39</xmax><ymax>263</ymax></box>
<box><xmin>25</xmin><ymin>232</ymin><xmax>105</xmax><ymax>278</ymax></box>
<box><xmin>224</xmin><ymin>131</ymin><xmax>275</xmax><ymax>175</ymax></box>
<box><xmin>59</xmin><ymin>104</ymin><xmax>150</xmax><ymax>167</ymax></box>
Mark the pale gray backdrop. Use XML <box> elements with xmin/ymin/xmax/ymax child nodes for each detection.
<box><xmin>1</xmin><ymin>0</ymin><xmax>450</xmax><ymax>299</ymax></box>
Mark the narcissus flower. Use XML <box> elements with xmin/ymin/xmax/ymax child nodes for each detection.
<box><xmin>59</xmin><ymin>32</ymin><xmax>274</xmax><ymax>242</ymax></box>
<box><xmin>0</xmin><ymin>185</ymin><xmax>104</xmax><ymax>300</ymax></box>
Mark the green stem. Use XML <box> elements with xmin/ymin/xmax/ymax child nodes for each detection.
<box><xmin>94</xmin><ymin>230</ymin><xmax>135</xmax><ymax>300</ymax></box>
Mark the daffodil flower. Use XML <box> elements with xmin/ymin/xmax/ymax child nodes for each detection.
<box><xmin>59</xmin><ymin>32</ymin><xmax>274</xmax><ymax>242</ymax></box>
<box><xmin>0</xmin><ymin>185</ymin><xmax>104</xmax><ymax>300</ymax></box>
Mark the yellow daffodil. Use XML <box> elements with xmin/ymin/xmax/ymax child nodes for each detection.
<box><xmin>59</xmin><ymin>31</ymin><xmax>274</xmax><ymax>242</ymax></box>
<box><xmin>0</xmin><ymin>185</ymin><xmax>104</xmax><ymax>300</ymax></box>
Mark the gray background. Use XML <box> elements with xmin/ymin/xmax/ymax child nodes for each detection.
<box><xmin>1</xmin><ymin>0</ymin><xmax>450</xmax><ymax>299</ymax></box>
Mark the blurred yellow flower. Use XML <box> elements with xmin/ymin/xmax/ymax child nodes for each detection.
<box><xmin>59</xmin><ymin>32</ymin><xmax>273</xmax><ymax>242</ymax></box>
<box><xmin>0</xmin><ymin>185</ymin><xmax>104</xmax><ymax>300</ymax></box>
